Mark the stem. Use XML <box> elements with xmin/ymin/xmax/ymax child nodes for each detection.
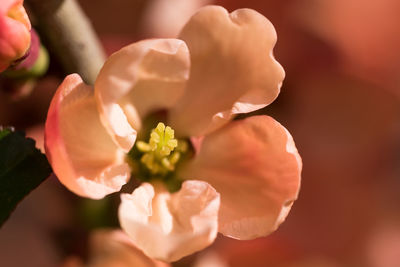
<box><xmin>25</xmin><ymin>0</ymin><xmax>106</xmax><ymax>85</ymax></box>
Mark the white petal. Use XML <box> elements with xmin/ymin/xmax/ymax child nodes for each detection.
<box><xmin>169</xmin><ymin>6</ymin><xmax>285</xmax><ymax>137</ymax></box>
<box><xmin>95</xmin><ymin>39</ymin><xmax>190</xmax><ymax>151</ymax></box>
<box><xmin>118</xmin><ymin>181</ymin><xmax>220</xmax><ymax>262</ymax></box>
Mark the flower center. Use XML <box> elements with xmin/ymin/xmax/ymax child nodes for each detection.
<box><xmin>127</xmin><ymin>122</ymin><xmax>189</xmax><ymax>192</ymax></box>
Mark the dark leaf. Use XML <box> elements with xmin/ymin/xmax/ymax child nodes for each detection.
<box><xmin>0</xmin><ymin>128</ymin><xmax>52</xmax><ymax>226</ymax></box>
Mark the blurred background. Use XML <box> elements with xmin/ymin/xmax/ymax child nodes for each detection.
<box><xmin>1</xmin><ymin>0</ymin><xmax>399</xmax><ymax>266</ymax></box>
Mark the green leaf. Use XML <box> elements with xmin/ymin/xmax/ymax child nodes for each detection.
<box><xmin>0</xmin><ymin>128</ymin><xmax>11</xmax><ymax>139</ymax></box>
<box><xmin>0</xmin><ymin>128</ymin><xmax>52</xmax><ymax>226</ymax></box>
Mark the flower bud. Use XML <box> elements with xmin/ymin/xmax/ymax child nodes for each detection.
<box><xmin>0</xmin><ymin>0</ymin><xmax>31</xmax><ymax>72</ymax></box>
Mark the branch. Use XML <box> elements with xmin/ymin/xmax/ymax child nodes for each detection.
<box><xmin>25</xmin><ymin>0</ymin><xmax>106</xmax><ymax>85</ymax></box>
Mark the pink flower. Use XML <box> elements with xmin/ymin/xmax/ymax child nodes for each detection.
<box><xmin>0</xmin><ymin>0</ymin><xmax>31</xmax><ymax>72</ymax></box>
<box><xmin>45</xmin><ymin>6</ymin><xmax>301</xmax><ymax>262</ymax></box>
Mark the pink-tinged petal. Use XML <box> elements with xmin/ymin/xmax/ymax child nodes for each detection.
<box><xmin>87</xmin><ymin>230</ymin><xmax>169</xmax><ymax>267</ymax></box>
<box><xmin>118</xmin><ymin>180</ymin><xmax>220</xmax><ymax>262</ymax></box>
<box><xmin>95</xmin><ymin>39</ymin><xmax>190</xmax><ymax>151</ymax></box>
<box><xmin>179</xmin><ymin>116</ymin><xmax>301</xmax><ymax>239</ymax></box>
<box><xmin>0</xmin><ymin>0</ymin><xmax>31</xmax><ymax>72</ymax></box>
<box><xmin>169</xmin><ymin>6</ymin><xmax>284</xmax><ymax>137</ymax></box>
<box><xmin>45</xmin><ymin>74</ymin><xmax>130</xmax><ymax>199</ymax></box>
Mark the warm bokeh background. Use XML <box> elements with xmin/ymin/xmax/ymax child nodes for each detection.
<box><xmin>1</xmin><ymin>0</ymin><xmax>399</xmax><ymax>266</ymax></box>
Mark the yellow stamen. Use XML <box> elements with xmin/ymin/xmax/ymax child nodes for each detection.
<box><xmin>136</xmin><ymin>122</ymin><xmax>185</xmax><ymax>176</ymax></box>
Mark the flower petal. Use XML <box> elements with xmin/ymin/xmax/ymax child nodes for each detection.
<box><xmin>95</xmin><ymin>39</ymin><xmax>190</xmax><ymax>151</ymax></box>
<box><xmin>169</xmin><ymin>6</ymin><xmax>285</xmax><ymax>137</ymax></box>
<box><xmin>179</xmin><ymin>116</ymin><xmax>301</xmax><ymax>239</ymax></box>
<box><xmin>118</xmin><ymin>180</ymin><xmax>220</xmax><ymax>262</ymax></box>
<box><xmin>45</xmin><ymin>74</ymin><xmax>130</xmax><ymax>199</ymax></box>
<box><xmin>87</xmin><ymin>230</ymin><xmax>169</xmax><ymax>267</ymax></box>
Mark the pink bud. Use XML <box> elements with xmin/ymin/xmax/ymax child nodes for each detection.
<box><xmin>0</xmin><ymin>0</ymin><xmax>31</xmax><ymax>72</ymax></box>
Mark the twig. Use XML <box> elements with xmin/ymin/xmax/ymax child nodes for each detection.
<box><xmin>25</xmin><ymin>0</ymin><xmax>106</xmax><ymax>85</ymax></box>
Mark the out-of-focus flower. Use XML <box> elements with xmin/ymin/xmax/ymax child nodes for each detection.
<box><xmin>0</xmin><ymin>0</ymin><xmax>31</xmax><ymax>72</ymax></box>
<box><xmin>294</xmin><ymin>0</ymin><xmax>400</xmax><ymax>94</ymax></box>
<box><xmin>366</xmin><ymin>222</ymin><xmax>400</xmax><ymax>267</ymax></box>
<box><xmin>45</xmin><ymin>6</ymin><xmax>301</xmax><ymax>262</ymax></box>
<box><xmin>141</xmin><ymin>0</ymin><xmax>212</xmax><ymax>38</ymax></box>
<box><xmin>62</xmin><ymin>230</ymin><xmax>169</xmax><ymax>267</ymax></box>
<box><xmin>193</xmin><ymin>251</ymin><xmax>229</xmax><ymax>267</ymax></box>
<box><xmin>200</xmin><ymin>236</ymin><xmax>340</xmax><ymax>267</ymax></box>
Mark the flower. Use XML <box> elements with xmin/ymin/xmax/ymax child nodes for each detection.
<box><xmin>45</xmin><ymin>5</ymin><xmax>301</xmax><ymax>262</ymax></box>
<box><xmin>141</xmin><ymin>0</ymin><xmax>212</xmax><ymax>38</ymax></box>
<box><xmin>294</xmin><ymin>0</ymin><xmax>400</xmax><ymax>94</ymax></box>
<box><xmin>0</xmin><ymin>0</ymin><xmax>31</xmax><ymax>72</ymax></box>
